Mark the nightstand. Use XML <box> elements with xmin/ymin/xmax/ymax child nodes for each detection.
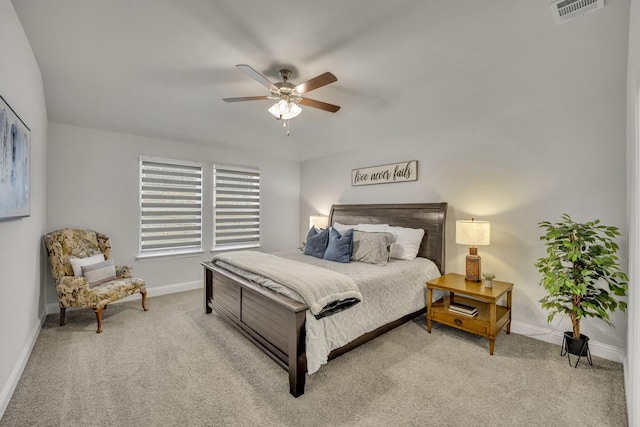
<box><xmin>426</xmin><ymin>273</ymin><xmax>513</xmax><ymax>355</ymax></box>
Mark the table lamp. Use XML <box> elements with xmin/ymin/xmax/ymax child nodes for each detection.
<box><xmin>456</xmin><ymin>218</ymin><xmax>490</xmax><ymax>282</ymax></box>
<box><xmin>309</xmin><ymin>214</ymin><xmax>329</xmax><ymax>230</ymax></box>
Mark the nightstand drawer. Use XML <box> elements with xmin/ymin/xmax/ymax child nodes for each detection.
<box><xmin>431</xmin><ymin>310</ymin><xmax>489</xmax><ymax>335</ymax></box>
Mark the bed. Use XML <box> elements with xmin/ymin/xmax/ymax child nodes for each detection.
<box><xmin>201</xmin><ymin>202</ymin><xmax>447</xmax><ymax>397</ymax></box>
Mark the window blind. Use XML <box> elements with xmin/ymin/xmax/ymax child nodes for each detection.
<box><xmin>139</xmin><ymin>157</ymin><xmax>203</xmax><ymax>255</ymax></box>
<box><xmin>213</xmin><ymin>166</ymin><xmax>260</xmax><ymax>248</ymax></box>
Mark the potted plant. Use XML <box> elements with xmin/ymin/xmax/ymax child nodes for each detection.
<box><xmin>534</xmin><ymin>214</ymin><xmax>628</xmax><ymax>364</ymax></box>
<box><xmin>482</xmin><ymin>272</ymin><xmax>495</xmax><ymax>288</ymax></box>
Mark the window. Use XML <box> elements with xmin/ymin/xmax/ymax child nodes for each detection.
<box><xmin>139</xmin><ymin>157</ymin><xmax>203</xmax><ymax>258</ymax></box>
<box><xmin>213</xmin><ymin>165</ymin><xmax>260</xmax><ymax>250</ymax></box>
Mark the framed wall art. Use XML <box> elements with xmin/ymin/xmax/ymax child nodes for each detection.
<box><xmin>0</xmin><ymin>94</ymin><xmax>30</xmax><ymax>220</ymax></box>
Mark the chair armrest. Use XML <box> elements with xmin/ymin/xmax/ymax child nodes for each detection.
<box><xmin>116</xmin><ymin>265</ymin><xmax>133</xmax><ymax>279</ymax></box>
<box><xmin>55</xmin><ymin>276</ymin><xmax>90</xmax><ymax>308</ymax></box>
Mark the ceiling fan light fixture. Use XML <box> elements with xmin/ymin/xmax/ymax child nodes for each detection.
<box><xmin>268</xmin><ymin>100</ymin><xmax>301</xmax><ymax>120</ymax></box>
<box><xmin>288</xmin><ymin>102</ymin><xmax>301</xmax><ymax>117</ymax></box>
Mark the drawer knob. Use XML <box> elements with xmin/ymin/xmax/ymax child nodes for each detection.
<box><xmin>454</xmin><ymin>318</ymin><xmax>463</xmax><ymax>326</ymax></box>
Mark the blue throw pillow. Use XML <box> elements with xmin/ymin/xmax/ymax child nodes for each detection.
<box><xmin>323</xmin><ymin>228</ymin><xmax>354</xmax><ymax>263</ymax></box>
<box><xmin>304</xmin><ymin>227</ymin><xmax>329</xmax><ymax>259</ymax></box>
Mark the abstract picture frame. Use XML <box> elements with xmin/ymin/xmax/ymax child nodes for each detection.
<box><xmin>0</xmin><ymin>94</ymin><xmax>30</xmax><ymax>220</ymax></box>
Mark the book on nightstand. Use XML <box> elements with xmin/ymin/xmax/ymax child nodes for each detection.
<box><xmin>449</xmin><ymin>302</ymin><xmax>478</xmax><ymax>316</ymax></box>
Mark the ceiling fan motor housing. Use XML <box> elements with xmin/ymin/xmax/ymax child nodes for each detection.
<box><xmin>279</xmin><ymin>69</ymin><xmax>292</xmax><ymax>81</ymax></box>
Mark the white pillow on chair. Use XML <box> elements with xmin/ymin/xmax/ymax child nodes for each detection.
<box><xmin>69</xmin><ymin>253</ymin><xmax>105</xmax><ymax>277</ymax></box>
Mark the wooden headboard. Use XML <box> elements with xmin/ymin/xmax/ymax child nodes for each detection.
<box><xmin>328</xmin><ymin>203</ymin><xmax>447</xmax><ymax>274</ymax></box>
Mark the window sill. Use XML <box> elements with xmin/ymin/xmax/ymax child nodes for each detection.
<box><xmin>136</xmin><ymin>250</ymin><xmax>204</xmax><ymax>262</ymax></box>
<box><xmin>210</xmin><ymin>244</ymin><xmax>261</xmax><ymax>253</ymax></box>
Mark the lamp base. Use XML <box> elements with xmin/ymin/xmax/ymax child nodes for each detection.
<box><xmin>465</xmin><ymin>248</ymin><xmax>481</xmax><ymax>282</ymax></box>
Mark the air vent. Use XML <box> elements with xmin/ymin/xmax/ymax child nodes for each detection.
<box><xmin>550</xmin><ymin>0</ymin><xmax>604</xmax><ymax>25</ymax></box>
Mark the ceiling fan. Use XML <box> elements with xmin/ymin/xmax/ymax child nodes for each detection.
<box><xmin>223</xmin><ymin>64</ymin><xmax>340</xmax><ymax>125</ymax></box>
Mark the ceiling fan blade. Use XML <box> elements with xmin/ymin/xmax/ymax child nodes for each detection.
<box><xmin>223</xmin><ymin>96</ymin><xmax>270</xmax><ymax>102</ymax></box>
<box><xmin>295</xmin><ymin>72</ymin><xmax>337</xmax><ymax>94</ymax></box>
<box><xmin>298</xmin><ymin>97</ymin><xmax>341</xmax><ymax>113</ymax></box>
<box><xmin>236</xmin><ymin>64</ymin><xmax>278</xmax><ymax>91</ymax></box>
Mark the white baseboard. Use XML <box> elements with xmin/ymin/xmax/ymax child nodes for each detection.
<box><xmin>45</xmin><ymin>280</ymin><xmax>202</xmax><ymax>315</ymax></box>
<box><xmin>0</xmin><ymin>315</ymin><xmax>45</xmax><ymax>419</ymax></box>
<box><xmin>511</xmin><ymin>320</ymin><xmax>624</xmax><ymax>363</ymax></box>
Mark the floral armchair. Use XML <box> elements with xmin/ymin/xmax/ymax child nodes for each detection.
<box><xmin>43</xmin><ymin>228</ymin><xmax>147</xmax><ymax>333</ymax></box>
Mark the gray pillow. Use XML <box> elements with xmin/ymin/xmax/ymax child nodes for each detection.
<box><xmin>81</xmin><ymin>259</ymin><xmax>117</xmax><ymax>287</ymax></box>
<box><xmin>351</xmin><ymin>231</ymin><xmax>395</xmax><ymax>265</ymax></box>
<box><xmin>304</xmin><ymin>226</ymin><xmax>329</xmax><ymax>259</ymax></box>
<box><xmin>323</xmin><ymin>228</ymin><xmax>354</xmax><ymax>263</ymax></box>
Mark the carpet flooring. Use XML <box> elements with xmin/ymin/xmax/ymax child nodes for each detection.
<box><xmin>0</xmin><ymin>290</ymin><xmax>628</xmax><ymax>426</ymax></box>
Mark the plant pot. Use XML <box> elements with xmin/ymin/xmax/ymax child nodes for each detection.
<box><xmin>563</xmin><ymin>332</ymin><xmax>589</xmax><ymax>356</ymax></box>
<box><xmin>561</xmin><ymin>331</ymin><xmax>592</xmax><ymax>367</ymax></box>
<box><xmin>484</xmin><ymin>280</ymin><xmax>493</xmax><ymax>288</ymax></box>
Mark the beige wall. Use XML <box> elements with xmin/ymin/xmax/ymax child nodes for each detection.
<box><xmin>44</xmin><ymin>122</ymin><xmax>301</xmax><ymax>309</ymax></box>
<box><xmin>300</xmin><ymin>91</ymin><xmax>628</xmax><ymax>357</ymax></box>
<box><xmin>0</xmin><ymin>0</ymin><xmax>48</xmax><ymax>417</ymax></box>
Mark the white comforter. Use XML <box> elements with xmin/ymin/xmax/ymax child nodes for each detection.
<box><xmin>215</xmin><ymin>250</ymin><xmax>442</xmax><ymax>374</ymax></box>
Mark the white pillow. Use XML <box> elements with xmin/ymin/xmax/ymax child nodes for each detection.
<box><xmin>388</xmin><ymin>226</ymin><xmax>425</xmax><ymax>260</ymax></box>
<box><xmin>333</xmin><ymin>222</ymin><xmax>358</xmax><ymax>234</ymax></box>
<box><xmin>357</xmin><ymin>223</ymin><xmax>389</xmax><ymax>232</ymax></box>
<box><xmin>69</xmin><ymin>253</ymin><xmax>105</xmax><ymax>277</ymax></box>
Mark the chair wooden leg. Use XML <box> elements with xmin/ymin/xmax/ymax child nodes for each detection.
<box><xmin>141</xmin><ymin>290</ymin><xmax>148</xmax><ymax>311</ymax></box>
<box><xmin>59</xmin><ymin>307</ymin><xmax>67</xmax><ymax>326</ymax></box>
<box><xmin>93</xmin><ymin>307</ymin><xmax>103</xmax><ymax>333</ymax></box>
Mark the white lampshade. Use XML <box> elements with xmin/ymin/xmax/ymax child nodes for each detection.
<box><xmin>309</xmin><ymin>214</ymin><xmax>328</xmax><ymax>230</ymax></box>
<box><xmin>268</xmin><ymin>100</ymin><xmax>302</xmax><ymax>120</ymax></box>
<box><xmin>456</xmin><ymin>219</ymin><xmax>490</xmax><ymax>246</ymax></box>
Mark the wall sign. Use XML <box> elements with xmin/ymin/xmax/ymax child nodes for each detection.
<box><xmin>351</xmin><ymin>160</ymin><xmax>418</xmax><ymax>186</ymax></box>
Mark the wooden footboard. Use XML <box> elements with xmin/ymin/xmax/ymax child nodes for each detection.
<box><xmin>203</xmin><ymin>261</ymin><xmax>428</xmax><ymax>397</ymax></box>
<box><xmin>203</xmin><ymin>262</ymin><xmax>308</xmax><ymax>396</ymax></box>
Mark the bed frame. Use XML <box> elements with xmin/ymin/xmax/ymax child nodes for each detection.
<box><xmin>202</xmin><ymin>202</ymin><xmax>447</xmax><ymax>397</ymax></box>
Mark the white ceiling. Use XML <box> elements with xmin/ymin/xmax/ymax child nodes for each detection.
<box><xmin>11</xmin><ymin>0</ymin><xmax>630</xmax><ymax>162</ymax></box>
